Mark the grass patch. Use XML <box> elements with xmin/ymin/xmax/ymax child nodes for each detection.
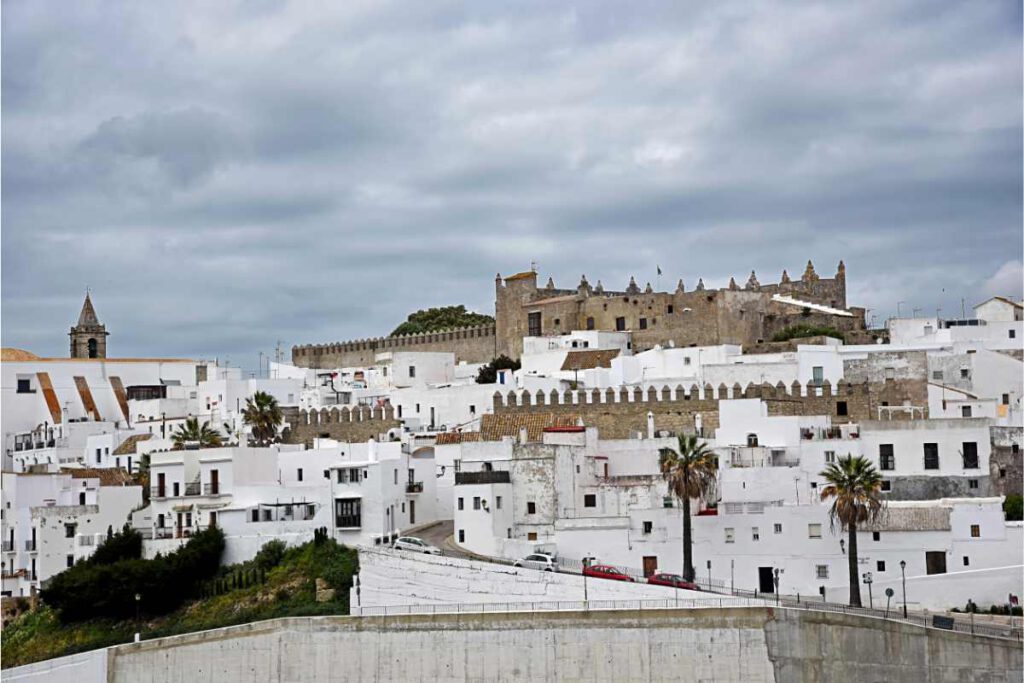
<box><xmin>2</xmin><ymin>538</ymin><xmax>358</xmax><ymax>669</ymax></box>
<box><xmin>770</xmin><ymin>324</ymin><xmax>844</xmax><ymax>342</ymax></box>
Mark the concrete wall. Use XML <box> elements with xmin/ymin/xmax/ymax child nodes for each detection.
<box><xmin>8</xmin><ymin>607</ymin><xmax>1020</xmax><ymax>682</ymax></box>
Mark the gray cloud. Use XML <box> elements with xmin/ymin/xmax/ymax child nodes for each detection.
<box><xmin>2</xmin><ymin>0</ymin><xmax>1020</xmax><ymax>373</ymax></box>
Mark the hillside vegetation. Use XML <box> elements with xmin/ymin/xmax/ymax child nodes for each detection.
<box><xmin>2</xmin><ymin>532</ymin><xmax>357</xmax><ymax>669</ymax></box>
<box><xmin>390</xmin><ymin>305</ymin><xmax>493</xmax><ymax>336</ymax></box>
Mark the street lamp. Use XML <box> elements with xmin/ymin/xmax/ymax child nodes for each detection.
<box><xmin>773</xmin><ymin>568</ymin><xmax>781</xmax><ymax>606</ymax></box>
<box><xmin>862</xmin><ymin>572</ymin><xmax>874</xmax><ymax>609</ymax></box>
<box><xmin>134</xmin><ymin>593</ymin><xmax>142</xmax><ymax>643</ymax></box>
<box><xmin>899</xmin><ymin>560</ymin><xmax>908</xmax><ymax>618</ymax></box>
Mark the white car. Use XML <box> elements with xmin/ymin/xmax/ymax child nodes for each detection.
<box><xmin>392</xmin><ymin>536</ymin><xmax>442</xmax><ymax>555</ymax></box>
<box><xmin>514</xmin><ymin>553</ymin><xmax>559</xmax><ymax>572</ymax></box>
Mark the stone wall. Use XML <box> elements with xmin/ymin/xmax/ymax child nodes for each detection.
<box><xmin>280</xmin><ymin>407</ymin><xmax>401</xmax><ymax>447</ymax></box>
<box><xmin>489</xmin><ymin>379</ymin><xmax>925</xmax><ymax>440</ymax></box>
<box><xmin>990</xmin><ymin>426</ymin><xmax>1023</xmax><ymax>497</ymax></box>
<box><xmin>886</xmin><ymin>475</ymin><xmax>993</xmax><ymax>500</ymax></box>
<box><xmin>292</xmin><ymin>324</ymin><xmax>496</xmax><ymax>368</ymax></box>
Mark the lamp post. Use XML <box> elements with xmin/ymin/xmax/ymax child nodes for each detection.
<box><xmin>899</xmin><ymin>560</ymin><xmax>907</xmax><ymax>618</ymax></box>
<box><xmin>862</xmin><ymin>572</ymin><xmax>874</xmax><ymax>610</ymax></box>
<box><xmin>134</xmin><ymin>593</ymin><xmax>142</xmax><ymax>643</ymax></box>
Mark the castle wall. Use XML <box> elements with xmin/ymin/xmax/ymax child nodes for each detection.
<box><xmin>280</xmin><ymin>406</ymin><xmax>401</xmax><ymax>447</ymax></box>
<box><xmin>292</xmin><ymin>324</ymin><xmax>496</xmax><ymax>368</ymax></box>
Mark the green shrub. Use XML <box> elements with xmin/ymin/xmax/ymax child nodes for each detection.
<box><xmin>476</xmin><ymin>355</ymin><xmax>521</xmax><ymax>384</ymax></box>
<box><xmin>85</xmin><ymin>524</ymin><xmax>142</xmax><ymax>566</ymax></box>
<box><xmin>1003</xmin><ymin>494</ymin><xmax>1023</xmax><ymax>521</ymax></box>
<box><xmin>770</xmin><ymin>325</ymin><xmax>844</xmax><ymax>342</ymax></box>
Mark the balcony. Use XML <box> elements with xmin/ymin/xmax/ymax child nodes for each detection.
<box><xmin>405</xmin><ymin>481</ymin><xmax>424</xmax><ymax>494</ymax></box>
<box><xmin>150</xmin><ymin>487</ymin><xmax>167</xmax><ymax>499</ymax></box>
<box><xmin>184</xmin><ymin>482</ymin><xmax>201</xmax><ymax>497</ymax></box>
<box><xmin>77</xmin><ymin>535</ymin><xmax>95</xmax><ymax>547</ymax></box>
<box><xmin>2</xmin><ymin>541</ymin><xmax>14</xmax><ymax>552</ymax></box>
<box><xmin>203</xmin><ymin>483</ymin><xmax>222</xmax><ymax>496</ymax></box>
<box><xmin>24</xmin><ymin>540</ymin><xmax>36</xmax><ymax>552</ymax></box>
<box><xmin>455</xmin><ymin>471</ymin><xmax>511</xmax><ymax>485</ymax></box>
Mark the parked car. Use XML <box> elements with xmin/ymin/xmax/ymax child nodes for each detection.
<box><xmin>392</xmin><ymin>536</ymin><xmax>442</xmax><ymax>555</ymax></box>
<box><xmin>646</xmin><ymin>573</ymin><xmax>700</xmax><ymax>590</ymax></box>
<box><xmin>582</xmin><ymin>564</ymin><xmax>635</xmax><ymax>582</ymax></box>
<box><xmin>514</xmin><ymin>553</ymin><xmax>559</xmax><ymax>572</ymax></box>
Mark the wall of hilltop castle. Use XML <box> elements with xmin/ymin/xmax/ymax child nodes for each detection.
<box><xmin>292</xmin><ymin>325</ymin><xmax>497</xmax><ymax>368</ymax></box>
<box><xmin>280</xmin><ymin>406</ymin><xmax>402</xmax><ymax>447</ymax></box>
<box><xmin>494</xmin><ymin>261</ymin><xmax>859</xmax><ymax>359</ymax></box>
<box><xmin>488</xmin><ymin>378</ymin><xmax>926</xmax><ymax>440</ymax></box>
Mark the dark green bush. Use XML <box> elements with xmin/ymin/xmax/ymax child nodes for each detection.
<box><xmin>1003</xmin><ymin>494</ymin><xmax>1022</xmax><ymax>521</ymax></box>
<box><xmin>84</xmin><ymin>524</ymin><xmax>142</xmax><ymax>566</ymax></box>
<box><xmin>476</xmin><ymin>355</ymin><xmax>521</xmax><ymax>384</ymax></box>
<box><xmin>770</xmin><ymin>325</ymin><xmax>844</xmax><ymax>342</ymax></box>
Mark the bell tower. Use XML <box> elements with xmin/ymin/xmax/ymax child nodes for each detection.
<box><xmin>70</xmin><ymin>292</ymin><xmax>109</xmax><ymax>359</ymax></box>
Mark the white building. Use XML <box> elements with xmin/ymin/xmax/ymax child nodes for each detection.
<box><xmin>1</xmin><ymin>469</ymin><xmax>142</xmax><ymax>596</ymax></box>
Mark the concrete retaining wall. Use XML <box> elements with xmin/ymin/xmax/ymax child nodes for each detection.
<box><xmin>7</xmin><ymin>607</ymin><xmax>1021</xmax><ymax>682</ymax></box>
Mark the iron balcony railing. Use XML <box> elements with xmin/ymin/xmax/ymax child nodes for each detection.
<box><xmin>184</xmin><ymin>482</ymin><xmax>201</xmax><ymax>496</ymax></box>
<box><xmin>405</xmin><ymin>482</ymin><xmax>424</xmax><ymax>494</ymax></box>
<box><xmin>203</xmin><ymin>483</ymin><xmax>221</xmax><ymax>495</ymax></box>
<box><xmin>24</xmin><ymin>540</ymin><xmax>36</xmax><ymax>552</ymax></box>
<box><xmin>1</xmin><ymin>541</ymin><xmax>14</xmax><ymax>552</ymax></box>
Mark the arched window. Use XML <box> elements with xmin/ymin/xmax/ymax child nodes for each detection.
<box><xmin>87</xmin><ymin>338</ymin><xmax>98</xmax><ymax>358</ymax></box>
<box><xmin>746</xmin><ymin>433</ymin><xmax>759</xmax><ymax>447</ymax></box>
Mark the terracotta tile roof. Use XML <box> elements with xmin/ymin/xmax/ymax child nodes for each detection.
<box><xmin>434</xmin><ymin>432</ymin><xmax>483</xmax><ymax>445</ymax></box>
<box><xmin>62</xmin><ymin>467</ymin><xmax>135</xmax><ymax>486</ymax></box>
<box><xmin>1</xmin><ymin>348</ymin><xmax>41</xmax><ymax>361</ymax></box>
<box><xmin>561</xmin><ymin>349</ymin><xmax>620</xmax><ymax>371</ymax></box>
<box><xmin>113</xmin><ymin>434</ymin><xmax>152</xmax><ymax>456</ymax></box>
<box><xmin>481</xmin><ymin>412</ymin><xmax>580</xmax><ymax>441</ymax></box>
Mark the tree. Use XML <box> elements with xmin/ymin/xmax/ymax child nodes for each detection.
<box><xmin>1004</xmin><ymin>494</ymin><xmax>1023</xmax><ymax>522</ymax></box>
<box><xmin>659</xmin><ymin>434</ymin><xmax>717</xmax><ymax>583</ymax></box>
<box><xmin>171</xmin><ymin>417</ymin><xmax>223</xmax><ymax>450</ymax></box>
<box><xmin>241</xmin><ymin>391</ymin><xmax>283</xmax><ymax>446</ymax></box>
<box><xmin>819</xmin><ymin>455</ymin><xmax>884</xmax><ymax>607</ymax></box>
<box><xmin>475</xmin><ymin>355</ymin><xmax>521</xmax><ymax>384</ymax></box>
<box><xmin>390</xmin><ymin>305</ymin><xmax>494</xmax><ymax>336</ymax></box>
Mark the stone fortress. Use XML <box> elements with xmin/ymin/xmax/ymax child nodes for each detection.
<box><xmin>292</xmin><ymin>260</ymin><xmax>867</xmax><ymax>367</ymax></box>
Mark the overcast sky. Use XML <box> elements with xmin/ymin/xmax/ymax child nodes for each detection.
<box><xmin>2</xmin><ymin>1</ymin><xmax>1021</xmax><ymax>372</ymax></box>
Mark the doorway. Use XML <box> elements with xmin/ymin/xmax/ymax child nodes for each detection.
<box><xmin>758</xmin><ymin>567</ymin><xmax>775</xmax><ymax>593</ymax></box>
<box><xmin>643</xmin><ymin>556</ymin><xmax>658</xmax><ymax>578</ymax></box>
<box><xmin>409</xmin><ymin>500</ymin><xmax>415</xmax><ymax>525</ymax></box>
<box><xmin>925</xmin><ymin>551</ymin><xmax>947</xmax><ymax>575</ymax></box>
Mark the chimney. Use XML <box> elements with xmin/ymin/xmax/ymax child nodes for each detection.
<box><xmin>647</xmin><ymin>411</ymin><xmax>655</xmax><ymax>439</ymax></box>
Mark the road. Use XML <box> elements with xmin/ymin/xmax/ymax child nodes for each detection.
<box><xmin>415</xmin><ymin>519</ymin><xmax>474</xmax><ymax>559</ymax></box>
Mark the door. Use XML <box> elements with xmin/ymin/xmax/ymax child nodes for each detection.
<box><xmin>210</xmin><ymin>469</ymin><xmax>219</xmax><ymax>495</ymax></box>
<box><xmin>758</xmin><ymin>567</ymin><xmax>775</xmax><ymax>593</ymax></box>
<box><xmin>157</xmin><ymin>473</ymin><xmax>166</xmax><ymax>498</ymax></box>
<box><xmin>409</xmin><ymin>500</ymin><xmax>415</xmax><ymax>525</ymax></box>
<box><xmin>643</xmin><ymin>556</ymin><xmax>658</xmax><ymax>578</ymax></box>
<box><xmin>925</xmin><ymin>551</ymin><xmax>947</xmax><ymax>575</ymax></box>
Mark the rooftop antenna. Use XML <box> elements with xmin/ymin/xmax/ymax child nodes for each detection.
<box><xmin>530</xmin><ymin>261</ymin><xmax>537</xmax><ymax>273</ymax></box>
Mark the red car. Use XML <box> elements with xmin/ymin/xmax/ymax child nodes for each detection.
<box><xmin>582</xmin><ymin>564</ymin><xmax>635</xmax><ymax>582</ymax></box>
<box><xmin>646</xmin><ymin>573</ymin><xmax>700</xmax><ymax>591</ymax></box>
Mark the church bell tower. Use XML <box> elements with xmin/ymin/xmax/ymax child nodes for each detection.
<box><xmin>69</xmin><ymin>293</ymin><xmax>109</xmax><ymax>359</ymax></box>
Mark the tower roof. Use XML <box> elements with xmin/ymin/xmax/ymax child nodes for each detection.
<box><xmin>77</xmin><ymin>293</ymin><xmax>101</xmax><ymax>327</ymax></box>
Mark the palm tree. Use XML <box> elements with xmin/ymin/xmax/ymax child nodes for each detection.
<box><xmin>659</xmin><ymin>434</ymin><xmax>717</xmax><ymax>583</ymax></box>
<box><xmin>242</xmin><ymin>391</ymin><xmax>283</xmax><ymax>447</ymax></box>
<box><xmin>171</xmin><ymin>417</ymin><xmax>224</xmax><ymax>450</ymax></box>
<box><xmin>820</xmin><ymin>454</ymin><xmax>884</xmax><ymax>607</ymax></box>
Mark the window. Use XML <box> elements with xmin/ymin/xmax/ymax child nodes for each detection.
<box><xmin>643</xmin><ymin>521</ymin><xmax>653</xmax><ymax>534</ymax></box>
<box><xmin>64</xmin><ymin>523</ymin><xmax>76</xmax><ymax>538</ymax></box>
<box><xmin>67</xmin><ymin>555</ymin><xmax>75</xmax><ymax>568</ymax></box>
<box><xmin>528</xmin><ymin>312</ymin><xmax>542</xmax><ymax>336</ymax></box>
<box><xmin>923</xmin><ymin>443</ymin><xmax>939</xmax><ymax>470</ymax></box>
<box><xmin>970</xmin><ymin>524</ymin><xmax>980</xmax><ymax>538</ymax></box>
<box><xmin>408</xmin><ymin>365</ymin><xmax>416</xmax><ymax>378</ymax></box>
<box><xmin>173</xmin><ymin>482</ymin><xmax>180</xmax><ymax>497</ymax></box>
<box><xmin>586</xmin><ymin>316</ymin><xmax>595</xmax><ymax>330</ymax></box>
<box><xmin>816</xmin><ymin>565</ymin><xmax>829</xmax><ymax>580</ymax></box>
<box><xmin>836</xmin><ymin>401</ymin><xmax>848</xmax><ymax>416</ymax></box>
<box><xmin>335</xmin><ymin>498</ymin><xmax>361</xmax><ymax>528</ymax></box>
<box><xmin>960</xmin><ymin>368</ymin><xmax>969</xmax><ymax>379</ymax></box>
<box><xmin>746</xmin><ymin>433</ymin><xmax>759</xmax><ymax>447</ymax></box>
<box><xmin>473</xmin><ymin>497</ymin><xmax>481</xmax><ymax>510</ymax></box>
<box><xmin>469</xmin><ymin>405</ymin><xmax>476</xmax><ymax>415</ymax></box>
<box><xmin>824</xmin><ymin>451</ymin><xmax>836</xmax><ymax>464</ymax></box>
<box><xmin>962</xmin><ymin>442</ymin><xmax>979</xmax><ymax>469</ymax></box>
<box><xmin>752</xmin><ymin>527</ymin><xmax>760</xmax><ymax>541</ymax></box>
<box><xmin>527</xmin><ymin>532</ymin><xmax>538</xmax><ymax>541</ymax></box>
<box><xmin>639</xmin><ymin>318</ymin><xmax>648</xmax><ymax>330</ymax></box>
<box><xmin>872</xmin><ymin>531</ymin><xmax>880</xmax><ymax>541</ymax></box>
<box><xmin>1002</xmin><ymin>394</ymin><xmax>1010</xmax><ymax>405</ymax></box>
<box><xmin>877</xmin><ymin>561</ymin><xmax>886</xmax><ymax>572</ymax></box>
<box><xmin>16</xmin><ymin>378</ymin><xmax>32</xmax><ymax>393</ymax></box>
<box><xmin>932</xmin><ymin>370</ymin><xmax>944</xmax><ymax>380</ymax></box>
<box><xmin>458</xmin><ymin>497</ymin><xmax>464</xmax><ymax>511</ymax></box>
<box><xmin>615</xmin><ymin>316</ymin><xmax>626</xmax><ymax>331</ymax></box>
<box><xmin>394</xmin><ymin>469</ymin><xmax>398</xmax><ymax>485</ymax></box>
<box><xmin>553</xmin><ymin>318</ymin><xmax>560</xmax><ymax>327</ymax></box>
<box><xmin>961</xmin><ymin>405</ymin><xmax>972</xmax><ymax>418</ymax></box>
<box><xmin>774</xmin><ymin>523</ymin><xmax>782</xmax><ymax>534</ymax></box>
<box><xmin>683</xmin><ymin>357</ymin><xmax>691</xmax><ymax>366</ymax></box>
<box><xmin>415</xmin><ymin>404</ymin><xmax>420</xmax><ymax>413</ymax></box>
<box><xmin>724</xmin><ymin>528</ymin><xmax>735</xmax><ymax>543</ymax></box>
<box><xmin>584</xmin><ymin>494</ymin><xmax>596</xmax><ymax>508</ymax></box>
<box><xmin>667</xmin><ymin>305</ymin><xmax>674</xmax><ymax>314</ymax></box>
<box><xmin>884</xmin><ymin>367</ymin><xmax>895</xmax><ymax>380</ymax></box>
<box><xmin>297</xmin><ymin>468</ymin><xmax>303</xmax><ymax>482</ymax></box>
<box><xmin>879</xmin><ymin>444</ymin><xmax>894</xmax><ymax>471</ymax></box>
<box><xmin>968</xmin><ymin>479</ymin><xmax>978</xmax><ymax>489</ymax></box>
<box><xmin>527</xmin><ymin>501</ymin><xmax>536</xmax><ymax>515</ymax></box>
<box><xmin>963</xmin><ymin>556</ymin><xmax>970</xmax><ymax>566</ymax></box>
<box><xmin>812</xmin><ymin>366</ymin><xmax>824</xmax><ymax>384</ymax></box>
<box><xmin>1010</xmin><ymin>329</ymin><xmax>1016</xmax><ymax>339</ymax></box>
<box><xmin>808</xmin><ymin>524</ymin><xmax>822</xmax><ymax>539</ymax></box>
<box><xmin>397</xmin><ymin>405</ymin><xmax>402</xmax><ymax>418</ymax></box>
<box><xmin>458</xmin><ymin>530</ymin><xmax>465</xmax><ymax>543</ymax></box>
<box><xmin>496</xmin><ymin>496</ymin><xmax>502</xmax><ymax>510</ymax></box>
<box><xmin>881</xmin><ymin>480</ymin><xmax>891</xmax><ymax>492</ymax></box>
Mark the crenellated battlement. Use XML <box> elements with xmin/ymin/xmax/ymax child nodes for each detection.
<box><xmin>292</xmin><ymin>324</ymin><xmax>496</xmax><ymax>368</ymax></box>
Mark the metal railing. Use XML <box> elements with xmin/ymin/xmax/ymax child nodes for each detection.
<box><xmin>203</xmin><ymin>483</ymin><xmax>221</xmax><ymax>495</ymax></box>
<box><xmin>184</xmin><ymin>482</ymin><xmax>201</xmax><ymax>496</ymax></box>
<box><xmin>1</xmin><ymin>541</ymin><xmax>14</xmax><ymax>552</ymax></box>
<box><xmin>24</xmin><ymin>540</ymin><xmax>36</xmax><ymax>552</ymax></box>
<box><xmin>455</xmin><ymin>471</ymin><xmax>511</xmax><ymax>485</ymax></box>
<box><xmin>150</xmin><ymin>487</ymin><xmax>167</xmax><ymax>499</ymax></box>
<box><xmin>406</xmin><ymin>482</ymin><xmax>424</xmax><ymax>493</ymax></box>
